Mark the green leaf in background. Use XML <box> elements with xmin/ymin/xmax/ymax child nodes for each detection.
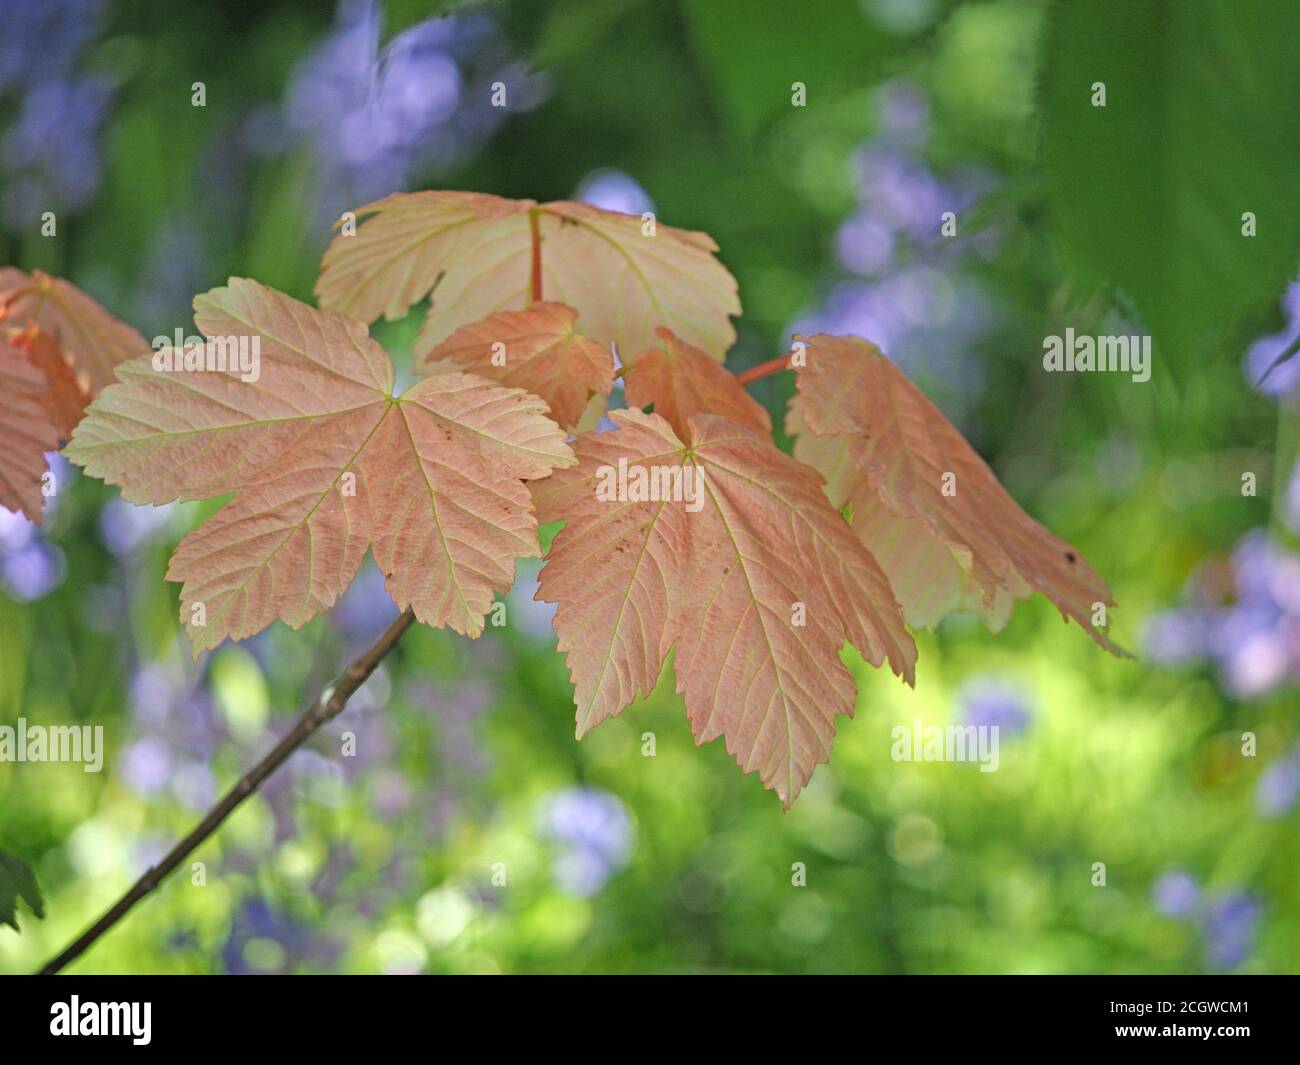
<box><xmin>0</xmin><ymin>849</ymin><xmax>45</xmax><ymax>932</ymax></box>
<box><xmin>1040</xmin><ymin>0</ymin><xmax>1300</xmax><ymax>362</ymax></box>
<box><xmin>680</xmin><ymin>0</ymin><xmax>892</xmax><ymax>141</ymax></box>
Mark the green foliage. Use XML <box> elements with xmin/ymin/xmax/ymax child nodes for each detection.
<box><xmin>681</xmin><ymin>0</ymin><xmax>898</xmax><ymax>141</ymax></box>
<box><xmin>1041</xmin><ymin>0</ymin><xmax>1300</xmax><ymax>365</ymax></box>
<box><xmin>0</xmin><ymin>850</ymin><xmax>44</xmax><ymax>932</ymax></box>
<box><xmin>1</xmin><ymin>0</ymin><xmax>1297</xmax><ymax>975</ymax></box>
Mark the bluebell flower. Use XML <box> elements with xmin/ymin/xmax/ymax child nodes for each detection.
<box><xmin>1143</xmin><ymin>531</ymin><xmax>1300</xmax><ymax>700</ymax></box>
<box><xmin>958</xmin><ymin>676</ymin><xmax>1032</xmax><ymax>736</ymax></box>
<box><xmin>574</xmin><ymin>169</ymin><xmax>655</xmax><ymax>216</ymax></box>
<box><xmin>874</xmin><ymin>79</ymin><xmax>930</xmax><ymax>147</ymax></box>
<box><xmin>282</xmin><ymin>0</ymin><xmax>543</xmax><ymax>225</ymax></box>
<box><xmin>789</xmin><ymin>80</ymin><xmax>997</xmax><ymax>415</ymax></box>
<box><xmin>0</xmin><ymin>509</ymin><xmax>65</xmax><ymax>600</ymax></box>
<box><xmin>119</xmin><ymin>737</ymin><xmax>174</xmax><ymax>796</ymax></box>
<box><xmin>1141</xmin><ymin>608</ymin><xmax>1214</xmax><ymax>666</ymax></box>
<box><xmin>539</xmin><ymin>786</ymin><xmax>634</xmax><ymax>897</ymax></box>
<box><xmin>222</xmin><ymin>899</ymin><xmax>313</xmax><ymax>975</ymax></box>
<box><xmin>1256</xmin><ymin>746</ymin><xmax>1300</xmax><ymax>817</ymax></box>
<box><xmin>0</xmin><ymin>0</ymin><xmax>104</xmax><ymax>93</ymax></box>
<box><xmin>1151</xmin><ymin>870</ymin><xmax>1200</xmax><ymax>918</ymax></box>
<box><xmin>505</xmin><ymin>559</ymin><xmax>557</xmax><ymax>640</ymax></box>
<box><xmin>1243</xmin><ymin>281</ymin><xmax>1300</xmax><ymax>397</ymax></box>
<box><xmin>1202</xmin><ymin>893</ymin><xmax>1260</xmax><ymax>969</ymax></box>
<box><xmin>3</xmin><ymin>77</ymin><xmax>111</xmax><ymax>226</ymax></box>
<box><xmin>98</xmin><ymin>498</ymin><xmax>175</xmax><ymax>558</ymax></box>
<box><xmin>331</xmin><ymin>559</ymin><xmax>399</xmax><ymax>644</ymax></box>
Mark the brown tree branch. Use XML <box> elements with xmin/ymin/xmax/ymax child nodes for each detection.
<box><xmin>38</xmin><ymin>607</ymin><xmax>417</xmax><ymax>975</ymax></box>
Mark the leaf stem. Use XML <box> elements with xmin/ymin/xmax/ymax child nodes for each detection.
<box><xmin>529</xmin><ymin>209</ymin><xmax>543</xmax><ymax>304</ymax></box>
<box><xmin>37</xmin><ymin>607</ymin><xmax>417</xmax><ymax>975</ymax></box>
<box><xmin>734</xmin><ymin>355</ymin><xmax>793</xmax><ymax>386</ymax></box>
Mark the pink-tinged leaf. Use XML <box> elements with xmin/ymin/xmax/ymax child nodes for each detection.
<box><xmin>532</xmin><ymin>411</ymin><xmax>688</xmax><ymax>736</ymax></box>
<box><xmin>0</xmin><ymin>268</ymin><xmax>148</xmax><ymax>393</ymax></box>
<box><xmin>315</xmin><ymin>190</ymin><xmax>740</xmax><ymax>363</ymax></box>
<box><xmin>534</xmin><ymin>408</ymin><xmax>915</xmax><ymax>807</ymax></box>
<box><xmin>361</xmin><ymin>372</ymin><xmax>575</xmax><ymax>634</ymax></box>
<box><xmin>0</xmin><ymin>340</ymin><xmax>60</xmax><ymax>522</ymax></box>
<box><xmin>419</xmin><ymin>301</ymin><xmax>613</xmax><ymax>432</ymax></box>
<box><xmin>623</xmin><ymin>326</ymin><xmax>771</xmax><ymax>439</ymax></box>
<box><xmin>0</xmin><ymin>269</ymin><xmax>148</xmax><ymax>522</ymax></box>
<box><xmin>9</xmin><ymin>323</ymin><xmax>90</xmax><ymax>438</ymax></box>
<box><xmin>66</xmin><ymin>278</ymin><xmax>574</xmax><ymax>654</ymax></box>
<box><xmin>788</xmin><ymin>333</ymin><xmax>1125</xmax><ymax>653</ymax></box>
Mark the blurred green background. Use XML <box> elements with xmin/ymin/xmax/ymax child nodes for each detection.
<box><xmin>1</xmin><ymin>0</ymin><xmax>1298</xmax><ymax>974</ymax></box>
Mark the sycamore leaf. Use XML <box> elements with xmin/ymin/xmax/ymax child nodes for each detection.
<box><xmin>0</xmin><ymin>339</ymin><xmax>61</xmax><ymax>522</ymax></box>
<box><xmin>623</xmin><ymin>326</ymin><xmax>771</xmax><ymax>439</ymax></box>
<box><xmin>419</xmin><ymin>301</ymin><xmax>613</xmax><ymax>433</ymax></box>
<box><xmin>10</xmin><ymin>323</ymin><xmax>90</xmax><ymax>437</ymax></box>
<box><xmin>0</xmin><ymin>269</ymin><xmax>147</xmax><ymax>523</ymax></box>
<box><xmin>0</xmin><ymin>267</ymin><xmax>148</xmax><ymax>393</ymax></box>
<box><xmin>788</xmin><ymin>334</ymin><xmax>1124</xmax><ymax>653</ymax></box>
<box><xmin>315</xmin><ymin>191</ymin><xmax>740</xmax><ymax>365</ymax></box>
<box><xmin>66</xmin><ymin>278</ymin><xmax>574</xmax><ymax>654</ymax></box>
<box><xmin>0</xmin><ymin>848</ymin><xmax>45</xmax><ymax>932</ymax></box>
<box><xmin>533</xmin><ymin>407</ymin><xmax>915</xmax><ymax>808</ymax></box>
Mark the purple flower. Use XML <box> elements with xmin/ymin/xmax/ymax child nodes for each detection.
<box><xmin>1202</xmin><ymin>894</ymin><xmax>1260</xmax><ymax>969</ymax></box>
<box><xmin>506</xmin><ymin>559</ymin><xmax>557</xmax><ymax>640</ymax></box>
<box><xmin>0</xmin><ymin>508</ymin><xmax>35</xmax><ymax>552</ymax></box>
<box><xmin>874</xmin><ymin>79</ymin><xmax>930</xmax><ymax>147</ymax></box>
<box><xmin>958</xmin><ymin>676</ymin><xmax>1032</xmax><ymax>736</ymax></box>
<box><xmin>539</xmin><ymin>786</ymin><xmax>634</xmax><ymax>897</ymax></box>
<box><xmin>331</xmin><ymin>560</ymin><xmax>398</xmax><ymax>643</ymax></box>
<box><xmin>853</xmin><ymin>144</ymin><xmax>951</xmax><ymax>242</ymax></box>
<box><xmin>222</xmin><ymin>899</ymin><xmax>314</xmax><ymax>975</ymax></box>
<box><xmin>1151</xmin><ymin>870</ymin><xmax>1200</xmax><ymax>918</ymax></box>
<box><xmin>1</xmin><ymin>537</ymin><xmax>66</xmax><ymax>601</ymax></box>
<box><xmin>836</xmin><ymin>211</ymin><xmax>896</xmax><ymax>276</ymax></box>
<box><xmin>1243</xmin><ymin>280</ymin><xmax>1300</xmax><ymax>397</ymax></box>
<box><xmin>0</xmin><ymin>0</ymin><xmax>104</xmax><ymax>93</ymax></box>
<box><xmin>129</xmin><ymin>663</ymin><xmax>184</xmax><ymax>728</ymax></box>
<box><xmin>119</xmin><ymin>737</ymin><xmax>174</xmax><ymax>796</ymax></box>
<box><xmin>574</xmin><ymin>169</ymin><xmax>654</xmax><ymax>216</ymax></box>
<box><xmin>1256</xmin><ymin>747</ymin><xmax>1300</xmax><ymax>817</ymax></box>
<box><xmin>98</xmin><ymin>498</ymin><xmax>175</xmax><ymax>558</ymax></box>
<box><xmin>1141</xmin><ymin>608</ymin><xmax>1213</xmax><ymax>665</ymax></box>
<box><xmin>3</xmin><ymin>77</ymin><xmax>111</xmax><ymax>228</ymax></box>
<box><xmin>1144</xmin><ymin>531</ymin><xmax>1300</xmax><ymax>700</ymax></box>
<box><xmin>172</xmin><ymin>761</ymin><xmax>217</xmax><ymax>810</ymax></box>
<box><xmin>282</xmin><ymin>0</ymin><xmax>541</xmax><ymax>224</ymax></box>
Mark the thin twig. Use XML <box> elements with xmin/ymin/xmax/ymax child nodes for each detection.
<box><xmin>38</xmin><ymin>608</ymin><xmax>417</xmax><ymax>975</ymax></box>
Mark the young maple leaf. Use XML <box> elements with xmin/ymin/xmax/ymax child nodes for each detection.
<box><xmin>419</xmin><ymin>301</ymin><xmax>613</xmax><ymax>433</ymax></box>
<box><xmin>0</xmin><ymin>338</ymin><xmax>62</xmax><ymax>521</ymax></box>
<box><xmin>787</xmin><ymin>333</ymin><xmax>1125</xmax><ymax>653</ymax></box>
<box><xmin>533</xmin><ymin>407</ymin><xmax>916</xmax><ymax>808</ymax></box>
<box><xmin>0</xmin><ymin>268</ymin><xmax>148</xmax><ymax>522</ymax></box>
<box><xmin>315</xmin><ymin>191</ymin><xmax>740</xmax><ymax>365</ymax></box>
<box><xmin>623</xmin><ymin>326</ymin><xmax>771</xmax><ymax>439</ymax></box>
<box><xmin>0</xmin><ymin>267</ymin><xmax>148</xmax><ymax>394</ymax></box>
<box><xmin>10</xmin><ymin>323</ymin><xmax>91</xmax><ymax>437</ymax></box>
<box><xmin>65</xmin><ymin>278</ymin><xmax>574</xmax><ymax>654</ymax></box>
